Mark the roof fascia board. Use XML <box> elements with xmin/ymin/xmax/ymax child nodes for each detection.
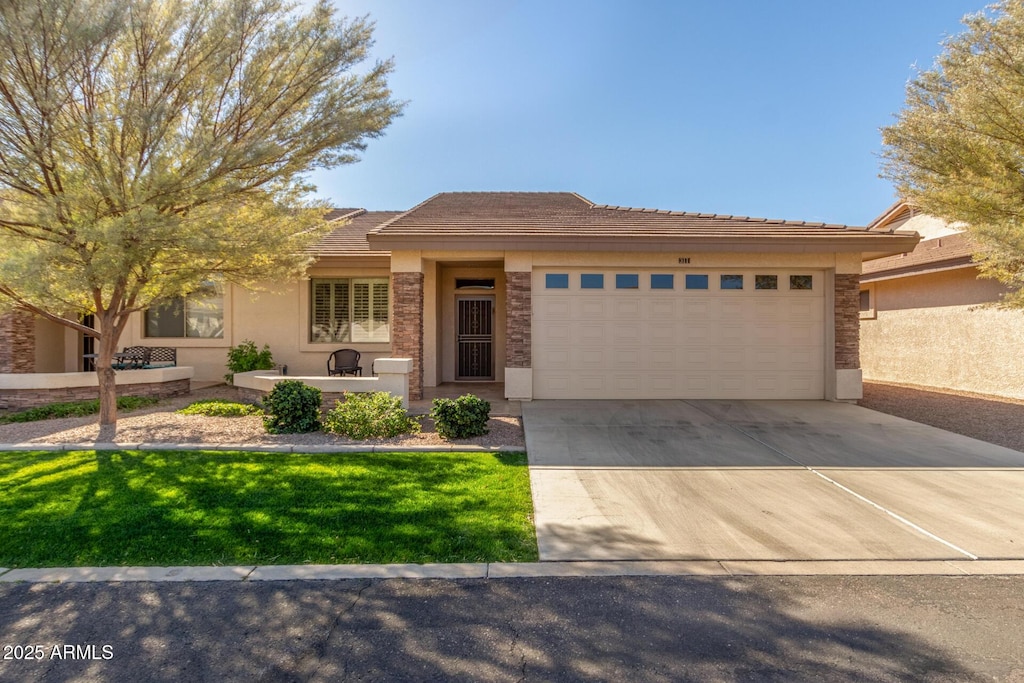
<box><xmin>365</xmin><ymin>234</ymin><xmax>922</xmax><ymax>254</ymax></box>
<box><xmin>860</xmin><ymin>256</ymin><xmax>975</xmax><ymax>282</ymax></box>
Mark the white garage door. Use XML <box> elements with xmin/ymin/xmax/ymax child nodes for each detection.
<box><xmin>533</xmin><ymin>270</ymin><xmax>825</xmax><ymax>399</ymax></box>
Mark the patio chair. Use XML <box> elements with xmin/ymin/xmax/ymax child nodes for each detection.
<box><xmin>327</xmin><ymin>348</ymin><xmax>362</xmax><ymax>377</ymax></box>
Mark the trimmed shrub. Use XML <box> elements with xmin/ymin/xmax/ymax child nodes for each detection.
<box><xmin>225</xmin><ymin>340</ymin><xmax>275</xmax><ymax>384</ymax></box>
<box><xmin>262</xmin><ymin>380</ymin><xmax>322</xmax><ymax>434</ymax></box>
<box><xmin>322</xmin><ymin>391</ymin><xmax>420</xmax><ymax>439</ymax></box>
<box><xmin>0</xmin><ymin>396</ymin><xmax>158</xmax><ymax>424</ymax></box>
<box><xmin>176</xmin><ymin>399</ymin><xmax>262</xmax><ymax>417</ymax></box>
<box><xmin>430</xmin><ymin>394</ymin><xmax>491</xmax><ymax>439</ymax></box>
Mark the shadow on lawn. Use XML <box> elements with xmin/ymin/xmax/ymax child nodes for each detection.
<box><xmin>0</xmin><ymin>450</ymin><xmax>536</xmax><ymax>567</ymax></box>
<box><xmin>0</xmin><ymin>576</ymin><xmax>994</xmax><ymax>681</ymax></box>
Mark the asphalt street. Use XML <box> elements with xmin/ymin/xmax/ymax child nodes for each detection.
<box><xmin>1</xmin><ymin>575</ymin><xmax>1022</xmax><ymax>682</ymax></box>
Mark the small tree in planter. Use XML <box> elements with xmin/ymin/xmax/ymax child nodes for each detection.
<box><xmin>430</xmin><ymin>394</ymin><xmax>490</xmax><ymax>439</ymax></box>
<box><xmin>225</xmin><ymin>340</ymin><xmax>275</xmax><ymax>384</ymax></box>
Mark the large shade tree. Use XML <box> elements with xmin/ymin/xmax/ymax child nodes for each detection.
<box><xmin>881</xmin><ymin>0</ymin><xmax>1024</xmax><ymax>306</ymax></box>
<box><xmin>0</xmin><ymin>0</ymin><xmax>402</xmax><ymax>432</ymax></box>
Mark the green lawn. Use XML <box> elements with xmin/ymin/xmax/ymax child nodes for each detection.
<box><xmin>0</xmin><ymin>450</ymin><xmax>537</xmax><ymax>568</ymax></box>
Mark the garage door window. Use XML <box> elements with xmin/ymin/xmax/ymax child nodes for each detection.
<box><xmin>790</xmin><ymin>275</ymin><xmax>813</xmax><ymax>290</ymax></box>
<box><xmin>650</xmin><ymin>274</ymin><xmax>674</xmax><ymax>289</ymax></box>
<box><xmin>721</xmin><ymin>274</ymin><xmax>744</xmax><ymax>290</ymax></box>
<box><xmin>755</xmin><ymin>275</ymin><xmax>778</xmax><ymax>290</ymax></box>
<box><xmin>685</xmin><ymin>274</ymin><xmax>708</xmax><ymax>290</ymax></box>
<box><xmin>581</xmin><ymin>274</ymin><xmax>604</xmax><ymax>289</ymax></box>
<box><xmin>545</xmin><ymin>274</ymin><xmax>569</xmax><ymax>289</ymax></box>
<box><xmin>616</xmin><ymin>274</ymin><xmax>639</xmax><ymax>289</ymax></box>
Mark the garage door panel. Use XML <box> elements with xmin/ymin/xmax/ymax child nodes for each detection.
<box><xmin>578</xmin><ymin>300</ymin><xmax>607</xmax><ymax>319</ymax></box>
<box><xmin>647</xmin><ymin>299</ymin><xmax>677</xmax><ymax>317</ymax></box>
<box><xmin>614</xmin><ymin>298</ymin><xmax>641</xmax><ymax>317</ymax></box>
<box><xmin>533</xmin><ymin>269</ymin><xmax>825</xmax><ymax>399</ymax></box>
<box><xmin>577</xmin><ymin>323</ymin><xmax>606</xmax><ymax>344</ymax></box>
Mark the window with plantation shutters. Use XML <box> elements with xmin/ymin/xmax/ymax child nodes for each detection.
<box><xmin>310</xmin><ymin>278</ymin><xmax>389</xmax><ymax>343</ymax></box>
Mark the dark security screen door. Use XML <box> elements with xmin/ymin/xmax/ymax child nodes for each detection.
<box><xmin>457</xmin><ymin>297</ymin><xmax>494</xmax><ymax>380</ymax></box>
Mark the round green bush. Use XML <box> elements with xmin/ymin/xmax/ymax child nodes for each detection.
<box><xmin>262</xmin><ymin>380</ymin><xmax>322</xmax><ymax>434</ymax></box>
<box><xmin>429</xmin><ymin>394</ymin><xmax>491</xmax><ymax>439</ymax></box>
<box><xmin>322</xmin><ymin>391</ymin><xmax>419</xmax><ymax>439</ymax></box>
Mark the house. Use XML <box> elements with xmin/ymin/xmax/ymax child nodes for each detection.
<box><xmin>5</xmin><ymin>192</ymin><xmax>919</xmax><ymax>402</ymax></box>
<box><xmin>860</xmin><ymin>202</ymin><xmax>1024</xmax><ymax>400</ymax></box>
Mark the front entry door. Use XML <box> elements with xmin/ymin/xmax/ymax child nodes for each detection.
<box><xmin>456</xmin><ymin>297</ymin><xmax>494</xmax><ymax>380</ymax></box>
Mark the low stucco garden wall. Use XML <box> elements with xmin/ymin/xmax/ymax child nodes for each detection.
<box><xmin>0</xmin><ymin>366</ymin><xmax>194</xmax><ymax>410</ymax></box>
<box><xmin>232</xmin><ymin>358</ymin><xmax>414</xmax><ymax>410</ymax></box>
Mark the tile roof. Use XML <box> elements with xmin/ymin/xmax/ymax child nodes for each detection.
<box><xmin>367</xmin><ymin>192</ymin><xmax>917</xmax><ymax>252</ymax></box>
<box><xmin>314</xmin><ymin>209</ymin><xmax>403</xmax><ymax>257</ymax></box>
<box><xmin>861</xmin><ymin>231</ymin><xmax>977</xmax><ymax>280</ymax></box>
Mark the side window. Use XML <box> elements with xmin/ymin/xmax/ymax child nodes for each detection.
<box><xmin>145</xmin><ymin>279</ymin><xmax>224</xmax><ymax>338</ymax></box>
<box><xmin>859</xmin><ymin>285</ymin><xmax>876</xmax><ymax>319</ymax></box>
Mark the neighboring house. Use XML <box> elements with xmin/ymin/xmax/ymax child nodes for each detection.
<box><xmin>860</xmin><ymin>202</ymin><xmax>1024</xmax><ymax>400</ymax></box>
<box><xmin>4</xmin><ymin>192</ymin><xmax>918</xmax><ymax>402</ymax></box>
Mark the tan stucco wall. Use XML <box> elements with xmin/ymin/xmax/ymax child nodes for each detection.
<box><xmin>33</xmin><ymin>318</ymin><xmax>67</xmax><ymax>373</ymax></box>
<box><xmin>899</xmin><ymin>214</ymin><xmax>962</xmax><ymax>241</ymax></box>
<box><xmin>119</xmin><ymin>265</ymin><xmax>392</xmax><ymax>382</ymax></box>
<box><xmin>861</xmin><ymin>268</ymin><xmax>1024</xmax><ymax>399</ymax></box>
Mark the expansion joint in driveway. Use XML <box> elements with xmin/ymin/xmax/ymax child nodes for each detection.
<box><xmin>681</xmin><ymin>401</ymin><xmax>980</xmax><ymax>561</ymax></box>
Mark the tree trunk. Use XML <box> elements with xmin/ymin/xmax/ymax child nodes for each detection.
<box><xmin>95</xmin><ymin>328</ymin><xmax>119</xmax><ymax>439</ymax></box>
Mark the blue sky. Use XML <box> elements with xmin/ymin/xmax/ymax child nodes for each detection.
<box><xmin>310</xmin><ymin>0</ymin><xmax>986</xmax><ymax>226</ymax></box>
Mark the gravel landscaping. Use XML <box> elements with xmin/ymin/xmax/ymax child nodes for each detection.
<box><xmin>859</xmin><ymin>381</ymin><xmax>1024</xmax><ymax>453</ymax></box>
<box><xmin>0</xmin><ymin>385</ymin><xmax>524</xmax><ymax>449</ymax></box>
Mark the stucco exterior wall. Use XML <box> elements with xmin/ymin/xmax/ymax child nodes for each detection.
<box><xmin>861</xmin><ymin>269</ymin><xmax>1024</xmax><ymax>399</ymax></box>
<box><xmin>33</xmin><ymin>318</ymin><xmax>67</xmax><ymax>373</ymax></box>
<box><xmin>118</xmin><ymin>265</ymin><xmax>393</xmax><ymax>382</ymax></box>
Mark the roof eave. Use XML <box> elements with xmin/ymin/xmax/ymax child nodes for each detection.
<box><xmin>861</xmin><ymin>256</ymin><xmax>975</xmax><ymax>282</ymax></box>
<box><xmin>366</xmin><ymin>233</ymin><xmax>922</xmax><ymax>254</ymax></box>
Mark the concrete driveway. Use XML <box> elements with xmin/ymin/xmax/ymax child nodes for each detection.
<box><xmin>522</xmin><ymin>400</ymin><xmax>1024</xmax><ymax>562</ymax></box>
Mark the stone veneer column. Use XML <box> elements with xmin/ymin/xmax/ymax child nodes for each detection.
<box><xmin>391</xmin><ymin>272</ymin><xmax>424</xmax><ymax>400</ymax></box>
<box><xmin>0</xmin><ymin>310</ymin><xmax>36</xmax><ymax>373</ymax></box>
<box><xmin>834</xmin><ymin>273</ymin><xmax>860</xmax><ymax>370</ymax></box>
<box><xmin>505</xmin><ymin>272</ymin><xmax>531</xmax><ymax>368</ymax></box>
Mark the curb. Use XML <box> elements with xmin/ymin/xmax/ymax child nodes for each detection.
<box><xmin>2</xmin><ymin>560</ymin><xmax>1024</xmax><ymax>583</ymax></box>
<box><xmin>0</xmin><ymin>443</ymin><xmax>527</xmax><ymax>454</ymax></box>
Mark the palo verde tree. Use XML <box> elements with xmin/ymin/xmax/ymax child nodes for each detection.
<box><xmin>0</xmin><ymin>0</ymin><xmax>402</xmax><ymax>432</ymax></box>
<box><xmin>881</xmin><ymin>0</ymin><xmax>1024</xmax><ymax>307</ymax></box>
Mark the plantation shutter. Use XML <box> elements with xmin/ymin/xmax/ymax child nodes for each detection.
<box><xmin>352</xmin><ymin>281</ymin><xmax>370</xmax><ymax>341</ymax></box>
<box><xmin>310</xmin><ymin>278</ymin><xmax>389</xmax><ymax>343</ymax></box>
<box><xmin>312</xmin><ymin>281</ymin><xmax>333</xmax><ymax>342</ymax></box>
<box><xmin>333</xmin><ymin>280</ymin><xmax>350</xmax><ymax>341</ymax></box>
<box><xmin>371</xmin><ymin>281</ymin><xmax>389</xmax><ymax>341</ymax></box>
